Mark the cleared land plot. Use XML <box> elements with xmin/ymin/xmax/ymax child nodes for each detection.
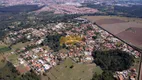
<box><xmin>81</xmin><ymin>16</ymin><xmax>142</xmax><ymax>23</ymax></box>
<box><xmin>42</xmin><ymin>58</ymin><xmax>102</xmax><ymax>80</ymax></box>
<box><xmin>11</xmin><ymin>42</ymin><xmax>30</xmax><ymax>51</ymax></box>
<box><xmin>100</xmin><ymin>22</ymin><xmax>142</xmax><ymax>35</ymax></box>
<box><xmin>95</xmin><ymin>18</ymin><xmax>126</xmax><ymax>25</ymax></box>
<box><xmin>82</xmin><ymin>16</ymin><xmax>142</xmax><ymax>49</ymax></box>
<box><xmin>100</xmin><ymin>22</ymin><xmax>142</xmax><ymax>47</ymax></box>
<box><xmin>116</xmin><ymin>27</ymin><xmax>142</xmax><ymax>47</ymax></box>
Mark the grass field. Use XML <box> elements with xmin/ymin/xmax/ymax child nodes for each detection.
<box><xmin>42</xmin><ymin>58</ymin><xmax>102</xmax><ymax>80</ymax></box>
<box><xmin>11</xmin><ymin>42</ymin><xmax>30</xmax><ymax>51</ymax></box>
<box><xmin>133</xmin><ymin>58</ymin><xmax>140</xmax><ymax>72</ymax></box>
<box><xmin>0</xmin><ymin>47</ymin><xmax>11</xmax><ymax>53</ymax></box>
<box><xmin>8</xmin><ymin>54</ymin><xmax>19</xmax><ymax>65</ymax></box>
<box><xmin>0</xmin><ymin>41</ymin><xmax>10</xmax><ymax>53</ymax></box>
<box><xmin>0</xmin><ymin>42</ymin><xmax>30</xmax><ymax>68</ymax></box>
<box><xmin>0</xmin><ymin>42</ymin><xmax>7</xmax><ymax>48</ymax></box>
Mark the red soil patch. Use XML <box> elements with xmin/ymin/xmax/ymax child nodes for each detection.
<box><xmin>95</xmin><ymin>18</ymin><xmax>126</xmax><ymax>25</ymax></box>
<box><xmin>116</xmin><ymin>27</ymin><xmax>142</xmax><ymax>46</ymax></box>
<box><xmin>101</xmin><ymin>22</ymin><xmax>142</xmax><ymax>35</ymax></box>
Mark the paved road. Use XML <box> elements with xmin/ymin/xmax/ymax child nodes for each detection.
<box><xmin>139</xmin><ymin>61</ymin><xmax>142</xmax><ymax>80</ymax></box>
<box><xmin>137</xmin><ymin>51</ymin><xmax>142</xmax><ymax>80</ymax></box>
<box><xmin>139</xmin><ymin>64</ymin><xmax>141</xmax><ymax>80</ymax></box>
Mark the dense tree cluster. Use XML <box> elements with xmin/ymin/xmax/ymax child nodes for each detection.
<box><xmin>42</xmin><ymin>34</ymin><xmax>64</xmax><ymax>52</ymax></box>
<box><xmin>92</xmin><ymin>49</ymin><xmax>134</xmax><ymax>71</ymax></box>
<box><xmin>0</xmin><ymin>61</ymin><xmax>40</xmax><ymax>80</ymax></box>
<box><xmin>92</xmin><ymin>71</ymin><xmax>115</xmax><ymax>80</ymax></box>
<box><xmin>18</xmin><ymin>71</ymin><xmax>40</xmax><ymax>80</ymax></box>
<box><xmin>0</xmin><ymin>61</ymin><xmax>18</xmax><ymax>80</ymax></box>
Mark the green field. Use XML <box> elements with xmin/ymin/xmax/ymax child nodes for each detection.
<box><xmin>0</xmin><ymin>47</ymin><xmax>11</xmax><ymax>53</ymax></box>
<box><xmin>11</xmin><ymin>42</ymin><xmax>30</xmax><ymax>51</ymax></box>
<box><xmin>0</xmin><ymin>42</ymin><xmax>10</xmax><ymax>53</ymax></box>
<box><xmin>0</xmin><ymin>42</ymin><xmax>30</xmax><ymax>68</ymax></box>
<box><xmin>42</xmin><ymin>58</ymin><xmax>102</xmax><ymax>80</ymax></box>
<box><xmin>8</xmin><ymin>54</ymin><xmax>19</xmax><ymax>65</ymax></box>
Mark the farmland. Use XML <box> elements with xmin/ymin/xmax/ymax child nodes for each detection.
<box><xmin>82</xmin><ymin>16</ymin><xmax>142</xmax><ymax>49</ymax></box>
<box><xmin>82</xmin><ymin>16</ymin><xmax>142</xmax><ymax>23</ymax></box>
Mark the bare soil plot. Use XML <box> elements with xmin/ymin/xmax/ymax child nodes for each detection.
<box><xmin>116</xmin><ymin>27</ymin><xmax>142</xmax><ymax>47</ymax></box>
<box><xmin>81</xmin><ymin>16</ymin><xmax>142</xmax><ymax>23</ymax></box>
<box><xmin>95</xmin><ymin>18</ymin><xmax>126</xmax><ymax>25</ymax></box>
<box><xmin>11</xmin><ymin>42</ymin><xmax>30</xmax><ymax>50</ymax></box>
<box><xmin>101</xmin><ymin>22</ymin><xmax>142</xmax><ymax>35</ymax></box>
<box><xmin>82</xmin><ymin>16</ymin><xmax>142</xmax><ymax>49</ymax></box>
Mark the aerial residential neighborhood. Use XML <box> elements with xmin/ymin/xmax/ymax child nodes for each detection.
<box><xmin>0</xmin><ymin>0</ymin><xmax>142</xmax><ymax>80</ymax></box>
<box><xmin>1</xmin><ymin>20</ymin><xmax>141</xmax><ymax>80</ymax></box>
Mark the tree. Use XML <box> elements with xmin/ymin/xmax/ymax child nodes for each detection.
<box><xmin>42</xmin><ymin>34</ymin><xmax>64</xmax><ymax>52</ymax></box>
<box><xmin>92</xmin><ymin>49</ymin><xmax>134</xmax><ymax>71</ymax></box>
<box><xmin>92</xmin><ymin>36</ymin><xmax>97</xmax><ymax>40</ymax></box>
<box><xmin>92</xmin><ymin>71</ymin><xmax>115</xmax><ymax>80</ymax></box>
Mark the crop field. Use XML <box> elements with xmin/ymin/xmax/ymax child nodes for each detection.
<box><xmin>82</xmin><ymin>16</ymin><xmax>142</xmax><ymax>23</ymax></box>
<box><xmin>82</xmin><ymin>16</ymin><xmax>142</xmax><ymax>49</ymax></box>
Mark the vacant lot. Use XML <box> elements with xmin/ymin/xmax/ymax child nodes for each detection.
<box><xmin>117</xmin><ymin>27</ymin><xmax>142</xmax><ymax>47</ymax></box>
<box><xmin>11</xmin><ymin>42</ymin><xmax>30</xmax><ymax>51</ymax></box>
<box><xmin>94</xmin><ymin>18</ymin><xmax>126</xmax><ymax>25</ymax></box>
<box><xmin>82</xmin><ymin>16</ymin><xmax>142</xmax><ymax>23</ymax></box>
<box><xmin>42</xmin><ymin>58</ymin><xmax>102</xmax><ymax>80</ymax></box>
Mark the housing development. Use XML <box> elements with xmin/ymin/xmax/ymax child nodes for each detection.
<box><xmin>1</xmin><ymin>19</ymin><xmax>141</xmax><ymax>80</ymax></box>
<box><xmin>0</xmin><ymin>0</ymin><xmax>142</xmax><ymax>80</ymax></box>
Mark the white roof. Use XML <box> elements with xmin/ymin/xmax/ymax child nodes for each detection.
<box><xmin>44</xmin><ymin>64</ymin><xmax>51</xmax><ymax>70</ymax></box>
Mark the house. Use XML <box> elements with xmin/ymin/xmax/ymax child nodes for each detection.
<box><xmin>118</xmin><ymin>74</ymin><xmax>124</xmax><ymax>80</ymax></box>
